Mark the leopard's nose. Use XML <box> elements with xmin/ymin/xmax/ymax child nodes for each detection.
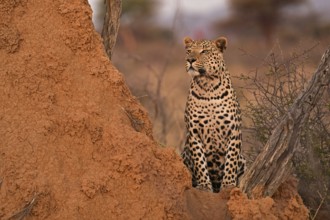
<box><xmin>187</xmin><ymin>58</ymin><xmax>196</xmax><ymax>64</ymax></box>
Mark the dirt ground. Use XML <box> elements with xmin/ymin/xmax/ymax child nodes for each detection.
<box><xmin>0</xmin><ymin>0</ymin><xmax>309</xmax><ymax>219</ymax></box>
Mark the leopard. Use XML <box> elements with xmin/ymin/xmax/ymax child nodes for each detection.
<box><xmin>181</xmin><ymin>36</ymin><xmax>246</xmax><ymax>193</ymax></box>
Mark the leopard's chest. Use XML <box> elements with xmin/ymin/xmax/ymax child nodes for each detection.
<box><xmin>186</xmin><ymin>91</ymin><xmax>236</xmax><ymax>123</ymax></box>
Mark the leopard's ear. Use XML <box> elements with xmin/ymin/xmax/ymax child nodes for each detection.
<box><xmin>184</xmin><ymin>36</ymin><xmax>193</xmax><ymax>47</ymax></box>
<box><xmin>214</xmin><ymin>37</ymin><xmax>227</xmax><ymax>52</ymax></box>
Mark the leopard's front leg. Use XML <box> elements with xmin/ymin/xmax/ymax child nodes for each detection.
<box><xmin>222</xmin><ymin>131</ymin><xmax>242</xmax><ymax>188</ymax></box>
<box><xmin>185</xmin><ymin>133</ymin><xmax>213</xmax><ymax>192</ymax></box>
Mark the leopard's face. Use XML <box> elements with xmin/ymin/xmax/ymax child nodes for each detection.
<box><xmin>184</xmin><ymin>36</ymin><xmax>227</xmax><ymax>78</ymax></box>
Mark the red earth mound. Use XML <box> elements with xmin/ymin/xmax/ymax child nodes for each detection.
<box><xmin>0</xmin><ymin>0</ymin><xmax>308</xmax><ymax>219</ymax></box>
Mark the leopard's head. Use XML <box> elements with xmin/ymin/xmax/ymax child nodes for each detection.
<box><xmin>183</xmin><ymin>36</ymin><xmax>227</xmax><ymax>78</ymax></box>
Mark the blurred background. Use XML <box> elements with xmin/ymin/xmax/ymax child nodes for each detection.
<box><xmin>88</xmin><ymin>0</ymin><xmax>330</xmax><ymax>218</ymax></box>
<box><xmin>88</xmin><ymin>0</ymin><xmax>330</xmax><ymax>145</ymax></box>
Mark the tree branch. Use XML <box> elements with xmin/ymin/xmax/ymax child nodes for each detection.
<box><xmin>102</xmin><ymin>0</ymin><xmax>122</xmax><ymax>59</ymax></box>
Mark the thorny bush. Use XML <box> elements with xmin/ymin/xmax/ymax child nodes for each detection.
<box><xmin>238</xmin><ymin>44</ymin><xmax>330</xmax><ymax>217</ymax></box>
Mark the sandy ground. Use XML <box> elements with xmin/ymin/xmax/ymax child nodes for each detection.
<box><xmin>0</xmin><ymin>0</ymin><xmax>309</xmax><ymax>219</ymax></box>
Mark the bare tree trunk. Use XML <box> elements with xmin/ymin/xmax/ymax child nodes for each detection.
<box><xmin>240</xmin><ymin>46</ymin><xmax>330</xmax><ymax>198</ymax></box>
<box><xmin>102</xmin><ymin>0</ymin><xmax>122</xmax><ymax>59</ymax></box>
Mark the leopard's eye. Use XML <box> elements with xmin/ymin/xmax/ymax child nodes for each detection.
<box><xmin>186</xmin><ymin>49</ymin><xmax>192</xmax><ymax>53</ymax></box>
<box><xmin>201</xmin><ymin>50</ymin><xmax>209</xmax><ymax>54</ymax></box>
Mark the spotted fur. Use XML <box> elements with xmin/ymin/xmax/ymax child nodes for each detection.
<box><xmin>181</xmin><ymin>36</ymin><xmax>246</xmax><ymax>192</ymax></box>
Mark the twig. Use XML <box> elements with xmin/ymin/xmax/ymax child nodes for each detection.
<box><xmin>120</xmin><ymin>106</ymin><xmax>144</xmax><ymax>132</ymax></box>
<box><xmin>122</xmin><ymin>53</ymin><xmax>159</xmax><ymax>77</ymax></box>
<box><xmin>312</xmin><ymin>188</ymin><xmax>328</xmax><ymax>220</ymax></box>
<box><xmin>135</xmin><ymin>94</ymin><xmax>149</xmax><ymax>99</ymax></box>
<box><xmin>9</xmin><ymin>193</ymin><xmax>38</xmax><ymax>220</ymax></box>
